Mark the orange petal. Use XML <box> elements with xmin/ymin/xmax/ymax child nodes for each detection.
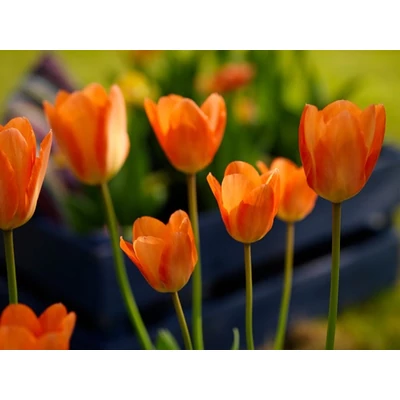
<box><xmin>0</xmin><ymin>326</ymin><xmax>38</xmax><ymax>350</ymax></box>
<box><xmin>2</xmin><ymin>117</ymin><xmax>37</xmax><ymax>162</ymax></box>
<box><xmin>0</xmin><ymin>150</ymin><xmax>18</xmax><ymax>229</ymax></box>
<box><xmin>157</xmin><ymin>95</ymin><xmax>183</xmax><ymax>134</ymax></box>
<box><xmin>38</xmin><ymin>332</ymin><xmax>70</xmax><ymax>350</ymax></box>
<box><xmin>0</xmin><ymin>304</ymin><xmax>42</xmax><ymax>336</ymax></box>
<box><xmin>23</xmin><ymin>132</ymin><xmax>52</xmax><ymax>227</ymax></box>
<box><xmin>144</xmin><ymin>98</ymin><xmax>167</xmax><ymax>151</ymax></box>
<box><xmin>160</xmin><ymin>231</ymin><xmax>196</xmax><ymax>292</ymax></box>
<box><xmin>61</xmin><ymin>312</ymin><xmax>77</xmax><ymax>339</ymax></box>
<box><xmin>207</xmin><ymin>173</ymin><xmax>230</xmax><ymax>230</ymax></box>
<box><xmin>365</xmin><ymin>104</ymin><xmax>386</xmax><ymax>180</ymax></box>
<box><xmin>55</xmin><ymin>90</ymin><xmax>70</xmax><ymax>108</ymax></box>
<box><xmin>256</xmin><ymin>160</ymin><xmax>269</xmax><ymax>175</ymax></box>
<box><xmin>133</xmin><ymin>216</ymin><xmax>168</xmax><ymax>241</ymax></box>
<box><xmin>166</xmin><ymin>99</ymin><xmax>211</xmax><ymax>173</ymax></box>
<box><xmin>39</xmin><ymin>303</ymin><xmax>68</xmax><ymax>333</ymax></box>
<box><xmin>360</xmin><ymin>104</ymin><xmax>376</xmax><ymax>149</ymax></box>
<box><xmin>200</xmin><ymin>93</ymin><xmax>226</xmax><ymax>150</ymax></box>
<box><xmin>314</xmin><ymin>110</ymin><xmax>368</xmax><ymax>202</ymax></box>
<box><xmin>168</xmin><ymin>210</ymin><xmax>190</xmax><ymax>234</ymax></box>
<box><xmin>322</xmin><ymin>100</ymin><xmax>361</xmax><ymax>122</ymax></box>
<box><xmin>103</xmin><ymin>85</ymin><xmax>130</xmax><ymax>180</ymax></box>
<box><xmin>269</xmin><ymin>157</ymin><xmax>298</xmax><ymax>201</ymax></box>
<box><xmin>133</xmin><ymin>236</ymin><xmax>166</xmax><ymax>292</ymax></box>
<box><xmin>221</xmin><ymin>173</ymin><xmax>254</xmax><ymax>213</ymax></box>
<box><xmin>120</xmin><ymin>238</ymin><xmax>142</xmax><ymax>267</ymax></box>
<box><xmin>82</xmin><ymin>83</ymin><xmax>109</xmax><ymax>108</ymax></box>
<box><xmin>224</xmin><ymin>161</ymin><xmax>261</xmax><ymax>187</ymax></box>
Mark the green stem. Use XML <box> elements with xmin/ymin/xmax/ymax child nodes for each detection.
<box><xmin>100</xmin><ymin>183</ymin><xmax>153</xmax><ymax>350</ymax></box>
<box><xmin>274</xmin><ymin>222</ymin><xmax>295</xmax><ymax>350</ymax></box>
<box><xmin>325</xmin><ymin>202</ymin><xmax>342</xmax><ymax>350</ymax></box>
<box><xmin>3</xmin><ymin>230</ymin><xmax>18</xmax><ymax>304</ymax></box>
<box><xmin>244</xmin><ymin>243</ymin><xmax>254</xmax><ymax>350</ymax></box>
<box><xmin>187</xmin><ymin>173</ymin><xmax>204</xmax><ymax>350</ymax></box>
<box><xmin>171</xmin><ymin>292</ymin><xmax>193</xmax><ymax>350</ymax></box>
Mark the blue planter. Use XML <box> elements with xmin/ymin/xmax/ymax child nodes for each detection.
<box><xmin>0</xmin><ymin>146</ymin><xmax>400</xmax><ymax>348</ymax></box>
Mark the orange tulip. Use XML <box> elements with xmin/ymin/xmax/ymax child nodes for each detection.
<box><xmin>207</xmin><ymin>161</ymin><xmax>280</xmax><ymax>244</ymax></box>
<box><xmin>0</xmin><ymin>303</ymin><xmax>76</xmax><ymax>350</ymax></box>
<box><xmin>211</xmin><ymin>63</ymin><xmax>255</xmax><ymax>93</ymax></box>
<box><xmin>120</xmin><ymin>210</ymin><xmax>198</xmax><ymax>293</ymax></box>
<box><xmin>257</xmin><ymin>158</ymin><xmax>317</xmax><ymax>223</ymax></box>
<box><xmin>43</xmin><ymin>83</ymin><xmax>130</xmax><ymax>185</ymax></box>
<box><xmin>299</xmin><ymin>100</ymin><xmax>386</xmax><ymax>203</ymax></box>
<box><xmin>144</xmin><ymin>93</ymin><xmax>226</xmax><ymax>174</ymax></box>
<box><xmin>0</xmin><ymin>117</ymin><xmax>52</xmax><ymax>230</ymax></box>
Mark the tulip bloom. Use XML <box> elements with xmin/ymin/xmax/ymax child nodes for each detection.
<box><xmin>43</xmin><ymin>83</ymin><xmax>130</xmax><ymax>185</ymax></box>
<box><xmin>211</xmin><ymin>63</ymin><xmax>255</xmax><ymax>93</ymax></box>
<box><xmin>257</xmin><ymin>157</ymin><xmax>317</xmax><ymax>223</ymax></box>
<box><xmin>0</xmin><ymin>117</ymin><xmax>52</xmax><ymax>230</ymax></box>
<box><xmin>120</xmin><ymin>210</ymin><xmax>197</xmax><ymax>293</ymax></box>
<box><xmin>144</xmin><ymin>93</ymin><xmax>226</xmax><ymax>174</ymax></box>
<box><xmin>299</xmin><ymin>100</ymin><xmax>386</xmax><ymax>203</ymax></box>
<box><xmin>207</xmin><ymin>161</ymin><xmax>280</xmax><ymax>244</ymax></box>
<box><xmin>0</xmin><ymin>303</ymin><xmax>76</xmax><ymax>350</ymax></box>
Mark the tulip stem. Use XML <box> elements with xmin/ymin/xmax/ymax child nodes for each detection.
<box><xmin>326</xmin><ymin>202</ymin><xmax>342</xmax><ymax>350</ymax></box>
<box><xmin>171</xmin><ymin>292</ymin><xmax>193</xmax><ymax>350</ymax></box>
<box><xmin>3</xmin><ymin>230</ymin><xmax>18</xmax><ymax>304</ymax></box>
<box><xmin>274</xmin><ymin>222</ymin><xmax>295</xmax><ymax>350</ymax></box>
<box><xmin>187</xmin><ymin>173</ymin><xmax>204</xmax><ymax>350</ymax></box>
<box><xmin>244</xmin><ymin>243</ymin><xmax>254</xmax><ymax>350</ymax></box>
<box><xmin>100</xmin><ymin>183</ymin><xmax>153</xmax><ymax>350</ymax></box>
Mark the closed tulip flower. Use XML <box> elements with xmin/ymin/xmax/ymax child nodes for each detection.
<box><xmin>120</xmin><ymin>210</ymin><xmax>197</xmax><ymax>293</ymax></box>
<box><xmin>257</xmin><ymin>157</ymin><xmax>317</xmax><ymax>223</ymax></box>
<box><xmin>43</xmin><ymin>83</ymin><xmax>130</xmax><ymax>185</ymax></box>
<box><xmin>207</xmin><ymin>161</ymin><xmax>280</xmax><ymax>244</ymax></box>
<box><xmin>0</xmin><ymin>303</ymin><xmax>76</xmax><ymax>350</ymax></box>
<box><xmin>0</xmin><ymin>117</ymin><xmax>52</xmax><ymax>230</ymax></box>
<box><xmin>299</xmin><ymin>100</ymin><xmax>386</xmax><ymax>203</ymax></box>
<box><xmin>144</xmin><ymin>93</ymin><xmax>226</xmax><ymax>174</ymax></box>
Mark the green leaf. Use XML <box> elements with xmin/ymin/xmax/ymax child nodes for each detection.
<box><xmin>231</xmin><ymin>328</ymin><xmax>240</xmax><ymax>350</ymax></box>
<box><xmin>155</xmin><ymin>329</ymin><xmax>181</xmax><ymax>350</ymax></box>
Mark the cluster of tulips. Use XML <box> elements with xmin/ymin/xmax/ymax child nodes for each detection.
<box><xmin>0</xmin><ymin>81</ymin><xmax>385</xmax><ymax>350</ymax></box>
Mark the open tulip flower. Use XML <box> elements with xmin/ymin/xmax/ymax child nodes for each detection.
<box><xmin>144</xmin><ymin>93</ymin><xmax>226</xmax><ymax>174</ymax></box>
<box><xmin>299</xmin><ymin>100</ymin><xmax>386</xmax><ymax>203</ymax></box>
<box><xmin>120</xmin><ymin>210</ymin><xmax>198</xmax><ymax>293</ymax></box>
<box><xmin>207</xmin><ymin>161</ymin><xmax>280</xmax><ymax>244</ymax></box>
<box><xmin>0</xmin><ymin>117</ymin><xmax>52</xmax><ymax>231</ymax></box>
<box><xmin>43</xmin><ymin>83</ymin><xmax>130</xmax><ymax>185</ymax></box>
<box><xmin>257</xmin><ymin>157</ymin><xmax>317</xmax><ymax>223</ymax></box>
<box><xmin>0</xmin><ymin>303</ymin><xmax>76</xmax><ymax>350</ymax></box>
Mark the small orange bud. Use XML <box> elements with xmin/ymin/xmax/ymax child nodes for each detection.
<box><xmin>207</xmin><ymin>161</ymin><xmax>280</xmax><ymax>244</ymax></box>
<box><xmin>257</xmin><ymin>158</ymin><xmax>317</xmax><ymax>223</ymax></box>
<box><xmin>120</xmin><ymin>210</ymin><xmax>197</xmax><ymax>293</ymax></box>
<box><xmin>144</xmin><ymin>93</ymin><xmax>226</xmax><ymax>174</ymax></box>
<box><xmin>0</xmin><ymin>303</ymin><xmax>76</xmax><ymax>350</ymax></box>
<box><xmin>0</xmin><ymin>117</ymin><xmax>52</xmax><ymax>230</ymax></box>
<box><xmin>43</xmin><ymin>83</ymin><xmax>130</xmax><ymax>185</ymax></box>
<box><xmin>299</xmin><ymin>100</ymin><xmax>386</xmax><ymax>203</ymax></box>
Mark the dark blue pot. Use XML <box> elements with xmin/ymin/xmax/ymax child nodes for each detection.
<box><xmin>0</xmin><ymin>145</ymin><xmax>400</xmax><ymax>349</ymax></box>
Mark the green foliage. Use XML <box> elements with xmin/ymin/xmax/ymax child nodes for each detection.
<box><xmin>155</xmin><ymin>329</ymin><xmax>181</xmax><ymax>350</ymax></box>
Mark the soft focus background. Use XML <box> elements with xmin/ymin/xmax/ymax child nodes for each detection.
<box><xmin>1</xmin><ymin>50</ymin><xmax>400</xmax><ymax>349</ymax></box>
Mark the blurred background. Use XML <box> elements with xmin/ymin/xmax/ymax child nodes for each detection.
<box><xmin>1</xmin><ymin>50</ymin><xmax>400</xmax><ymax>349</ymax></box>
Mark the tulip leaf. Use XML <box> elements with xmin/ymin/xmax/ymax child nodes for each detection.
<box><xmin>155</xmin><ymin>329</ymin><xmax>181</xmax><ymax>350</ymax></box>
<box><xmin>231</xmin><ymin>328</ymin><xmax>240</xmax><ymax>350</ymax></box>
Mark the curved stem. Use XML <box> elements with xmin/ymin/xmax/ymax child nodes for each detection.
<box><xmin>171</xmin><ymin>292</ymin><xmax>193</xmax><ymax>350</ymax></box>
<box><xmin>100</xmin><ymin>183</ymin><xmax>153</xmax><ymax>350</ymax></box>
<box><xmin>325</xmin><ymin>202</ymin><xmax>342</xmax><ymax>350</ymax></box>
<box><xmin>3</xmin><ymin>230</ymin><xmax>18</xmax><ymax>304</ymax></box>
<box><xmin>244</xmin><ymin>243</ymin><xmax>254</xmax><ymax>350</ymax></box>
<box><xmin>274</xmin><ymin>222</ymin><xmax>295</xmax><ymax>350</ymax></box>
<box><xmin>187</xmin><ymin>173</ymin><xmax>204</xmax><ymax>350</ymax></box>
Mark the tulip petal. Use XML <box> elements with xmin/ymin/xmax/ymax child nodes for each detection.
<box><xmin>0</xmin><ymin>304</ymin><xmax>42</xmax><ymax>336</ymax></box>
<box><xmin>201</xmin><ymin>93</ymin><xmax>226</xmax><ymax>149</ymax></box>
<box><xmin>207</xmin><ymin>173</ymin><xmax>230</xmax><ymax>230</ymax></box>
<box><xmin>55</xmin><ymin>90</ymin><xmax>70</xmax><ymax>108</ymax></box>
<box><xmin>2</xmin><ymin>117</ymin><xmax>37</xmax><ymax>162</ymax></box>
<box><xmin>0</xmin><ymin>326</ymin><xmax>38</xmax><ymax>350</ymax></box>
<box><xmin>221</xmin><ymin>173</ymin><xmax>254</xmax><ymax>212</ymax></box>
<box><xmin>360</xmin><ymin>104</ymin><xmax>376</xmax><ymax>149</ymax></box>
<box><xmin>82</xmin><ymin>83</ymin><xmax>109</xmax><ymax>108</ymax></box>
<box><xmin>104</xmin><ymin>85</ymin><xmax>130</xmax><ymax>180</ymax></box>
<box><xmin>133</xmin><ymin>216</ymin><xmax>168</xmax><ymax>241</ymax></box>
<box><xmin>256</xmin><ymin>160</ymin><xmax>269</xmax><ymax>175</ymax></box>
<box><xmin>133</xmin><ymin>236</ymin><xmax>166</xmax><ymax>291</ymax></box>
<box><xmin>270</xmin><ymin>157</ymin><xmax>298</xmax><ymax>200</ymax></box>
<box><xmin>166</xmin><ymin>99</ymin><xmax>211</xmax><ymax>173</ymax></box>
<box><xmin>314</xmin><ymin>110</ymin><xmax>368</xmax><ymax>202</ymax></box>
<box><xmin>39</xmin><ymin>303</ymin><xmax>68</xmax><ymax>332</ymax></box>
<box><xmin>168</xmin><ymin>210</ymin><xmax>190</xmax><ymax>234</ymax></box>
<box><xmin>322</xmin><ymin>100</ymin><xmax>361</xmax><ymax>122</ymax></box>
<box><xmin>24</xmin><ymin>132</ymin><xmax>52</xmax><ymax>226</ymax></box>
<box><xmin>157</xmin><ymin>95</ymin><xmax>183</xmax><ymax>134</ymax></box>
<box><xmin>224</xmin><ymin>161</ymin><xmax>261</xmax><ymax>187</ymax></box>
<box><xmin>365</xmin><ymin>104</ymin><xmax>386</xmax><ymax>180</ymax></box>
<box><xmin>38</xmin><ymin>332</ymin><xmax>71</xmax><ymax>350</ymax></box>
<box><xmin>120</xmin><ymin>238</ymin><xmax>142</xmax><ymax>268</ymax></box>
<box><xmin>144</xmin><ymin>98</ymin><xmax>166</xmax><ymax>151</ymax></box>
<box><xmin>0</xmin><ymin>150</ymin><xmax>18</xmax><ymax>229</ymax></box>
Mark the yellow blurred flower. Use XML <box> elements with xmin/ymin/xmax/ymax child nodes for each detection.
<box><xmin>233</xmin><ymin>96</ymin><xmax>258</xmax><ymax>125</ymax></box>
